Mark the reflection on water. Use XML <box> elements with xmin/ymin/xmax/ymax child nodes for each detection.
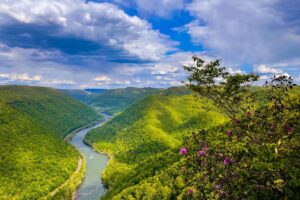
<box><xmin>71</xmin><ymin>114</ymin><xmax>111</xmax><ymax>200</ymax></box>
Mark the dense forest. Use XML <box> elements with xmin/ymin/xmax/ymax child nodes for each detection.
<box><xmin>62</xmin><ymin>87</ymin><xmax>162</xmax><ymax>115</ymax></box>
<box><xmin>0</xmin><ymin>86</ymin><xmax>100</xmax><ymax>199</ymax></box>
<box><xmin>85</xmin><ymin>87</ymin><xmax>228</xmax><ymax>199</ymax></box>
<box><xmin>0</xmin><ymin>86</ymin><xmax>100</xmax><ymax>138</ymax></box>
<box><xmin>1</xmin><ymin>72</ymin><xmax>299</xmax><ymax>199</ymax></box>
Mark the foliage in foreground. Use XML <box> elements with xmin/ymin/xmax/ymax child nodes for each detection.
<box><xmin>85</xmin><ymin>58</ymin><xmax>300</xmax><ymax>199</ymax></box>
<box><xmin>180</xmin><ymin>57</ymin><xmax>300</xmax><ymax>199</ymax></box>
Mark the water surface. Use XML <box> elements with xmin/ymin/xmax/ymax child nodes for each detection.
<box><xmin>71</xmin><ymin>113</ymin><xmax>111</xmax><ymax>200</ymax></box>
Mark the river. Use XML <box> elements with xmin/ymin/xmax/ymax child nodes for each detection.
<box><xmin>71</xmin><ymin>113</ymin><xmax>111</xmax><ymax>200</ymax></box>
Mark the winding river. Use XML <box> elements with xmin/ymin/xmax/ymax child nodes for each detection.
<box><xmin>71</xmin><ymin>113</ymin><xmax>111</xmax><ymax>200</ymax></box>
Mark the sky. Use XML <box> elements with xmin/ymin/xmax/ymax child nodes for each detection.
<box><xmin>0</xmin><ymin>0</ymin><xmax>299</xmax><ymax>89</ymax></box>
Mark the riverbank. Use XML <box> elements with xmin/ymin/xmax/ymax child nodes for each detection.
<box><xmin>64</xmin><ymin>117</ymin><xmax>105</xmax><ymax>142</ymax></box>
<box><xmin>70</xmin><ymin>114</ymin><xmax>111</xmax><ymax>200</ymax></box>
<box><xmin>45</xmin><ymin>155</ymin><xmax>86</xmax><ymax>200</ymax></box>
<box><xmin>44</xmin><ymin>114</ymin><xmax>109</xmax><ymax>200</ymax></box>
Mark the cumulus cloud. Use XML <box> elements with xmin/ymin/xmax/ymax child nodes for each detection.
<box><xmin>0</xmin><ymin>72</ymin><xmax>75</xmax><ymax>85</ymax></box>
<box><xmin>94</xmin><ymin>75</ymin><xmax>111</xmax><ymax>82</ymax></box>
<box><xmin>254</xmin><ymin>64</ymin><xmax>283</xmax><ymax>74</ymax></box>
<box><xmin>2</xmin><ymin>0</ymin><xmax>297</xmax><ymax>88</ymax></box>
<box><xmin>185</xmin><ymin>0</ymin><xmax>300</xmax><ymax>66</ymax></box>
<box><xmin>0</xmin><ymin>73</ymin><xmax>41</xmax><ymax>82</ymax></box>
<box><xmin>0</xmin><ymin>0</ymin><xmax>174</xmax><ymax>62</ymax></box>
<box><xmin>0</xmin><ymin>41</ymin><xmax>198</xmax><ymax>88</ymax></box>
<box><xmin>227</xmin><ymin>67</ymin><xmax>246</xmax><ymax>75</ymax></box>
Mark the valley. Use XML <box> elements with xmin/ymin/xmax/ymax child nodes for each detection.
<box><xmin>2</xmin><ymin>1</ymin><xmax>300</xmax><ymax>199</ymax></box>
<box><xmin>1</xmin><ymin>84</ymin><xmax>299</xmax><ymax>200</ymax></box>
<box><xmin>0</xmin><ymin>86</ymin><xmax>100</xmax><ymax>199</ymax></box>
<box><xmin>70</xmin><ymin>113</ymin><xmax>111</xmax><ymax>200</ymax></box>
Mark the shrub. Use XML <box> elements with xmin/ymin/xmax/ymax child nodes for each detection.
<box><xmin>180</xmin><ymin>57</ymin><xmax>300</xmax><ymax>199</ymax></box>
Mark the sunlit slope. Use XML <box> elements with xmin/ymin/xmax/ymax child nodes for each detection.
<box><xmin>85</xmin><ymin>91</ymin><xmax>228</xmax><ymax>199</ymax></box>
<box><xmin>109</xmin><ymin>86</ymin><xmax>300</xmax><ymax>199</ymax></box>
<box><xmin>0</xmin><ymin>85</ymin><xmax>100</xmax><ymax>138</ymax></box>
<box><xmin>86</xmin><ymin>94</ymin><xmax>226</xmax><ymax>159</ymax></box>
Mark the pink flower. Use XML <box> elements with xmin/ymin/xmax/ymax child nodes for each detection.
<box><xmin>215</xmin><ymin>184</ymin><xmax>221</xmax><ymax>190</ymax></box>
<box><xmin>232</xmin><ymin>117</ymin><xmax>239</xmax><ymax>124</ymax></box>
<box><xmin>187</xmin><ymin>188</ymin><xmax>193</xmax><ymax>196</ymax></box>
<box><xmin>285</xmin><ymin>124</ymin><xmax>293</xmax><ymax>134</ymax></box>
<box><xmin>223</xmin><ymin>157</ymin><xmax>232</xmax><ymax>165</ymax></box>
<box><xmin>198</xmin><ymin>150</ymin><xmax>206</xmax><ymax>156</ymax></box>
<box><xmin>180</xmin><ymin>147</ymin><xmax>188</xmax><ymax>155</ymax></box>
<box><xmin>226</xmin><ymin>130</ymin><xmax>232</xmax><ymax>137</ymax></box>
<box><xmin>203</xmin><ymin>144</ymin><xmax>209</xmax><ymax>151</ymax></box>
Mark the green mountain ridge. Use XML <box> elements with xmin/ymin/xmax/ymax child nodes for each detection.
<box><xmin>1</xmin><ymin>85</ymin><xmax>100</xmax><ymax>138</ymax></box>
<box><xmin>62</xmin><ymin>87</ymin><xmax>163</xmax><ymax>115</ymax></box>
<box><xmin>85</xmin><ymin>90</ymin><xmax>228</xmax><ymax>199</ymax></box>
<box><xmin>0</xmin><ymin>85</ymin><xmax>100</xmax><ymax>199</ymax></box>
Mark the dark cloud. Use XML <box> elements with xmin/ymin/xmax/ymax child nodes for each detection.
<box><xmin>0</xmin><ymin>0</ymin><xmax>299</xmax><ymax>88</ymax></box>
<box><xmin>0</xmin><ymin>0</ymin><xmax>175</xmax><ymax>63</ymax></box>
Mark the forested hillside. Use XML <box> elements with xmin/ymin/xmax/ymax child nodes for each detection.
<box><xmin>59</xmin><ymin>89</ymin><xmax>91</xmax><ymax>103</ymax></box>
<box><xmin>85</xmin><ymin>82</ymin><xmax>300</xmax><ymax>199</ymax></box>
<box><xmin>63</xmin><ymin>87</ymin><xmax>162</xmax><ymax>115</ymax></box>
<box><xmin>85</xmin><ymin>88</ymin><xmax>228</xmax><ymax>199</ymax></box>
<box><xmin>0</xmin><ymin>86</ymin><xmax>100</xmax><ymax>138</ymax></box>
<box><xmin>0</xmin><ymin>86</ymin><xmax>100</xmax><ymax>199</ymax></box>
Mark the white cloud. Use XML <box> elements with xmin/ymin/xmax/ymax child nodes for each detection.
<box><xmin>259</xmin><ymin>75</ymin><xmax>269</xmax><ymax>80</ymax></box>
<box><xmin>0</xmin><ymin>72</ymin><xmax>75</xmax><ymax>85</ymax></box>
<box><xmin>296</xmin><ymin>75</ymin><xmax>300</xmax><ymax>83</ymax></box>
<box><xmin>0</xmin><ymin>73</ymin><xmax>41</xmax><ymax>82</ymax></box>
<box><xmin>185</xmin><ymin>0</ymin><xmax>300</xmax><ymax>66</ymax></box>
<box><xmin>150</xmin><ymin>65</ymin><xmax>179</xmax><ymax>75</ymax></box>
<box><xmin>94</xmin><ymin>75</ymin><xmax>111</xmax><ymax>82</ymax></box>
<box><xmin>227</xmin><ymin>67</ymin><xmax>245</xmax><ymax>75</ymax></box>
<box><xmin>0</xmin><ymin>42</ymin><xmax>204</xmax><ymax>89</ymax></box>
<box><xmin>275</xmin><ymin>72</ymin><xmax>290</xmax><ymax>78</ymax></box>
<box><xmin>0</xmin><ymin>0</ymin><xmax>174</xmax><ymax>61</ymax></box>
<box><xmin>254</xmin><ymin>64</ymin><xmax>283</xmax><ymax>74</ymax></box>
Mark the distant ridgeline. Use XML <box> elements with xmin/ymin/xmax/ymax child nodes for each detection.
<box><xmin>0</xmin><ymin>85</ymin><xmax>100</xmax><ymax>199</ymax></box>
<box><xmin>61</xmin><ymin>87</ymin><xmax>163</xmax><ymax>115</ymax></box>
<box><xmin>85</xmin><ymin>87</ymin><xmax>229</xmax><ymax>199</ymax></box>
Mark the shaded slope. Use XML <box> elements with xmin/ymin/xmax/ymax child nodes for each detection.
<box><xmin>59</xmin><ymin>89</ymin><xmax>91</xmax><ymax>103</ymax></box>
<box><xmin>0</xmin><ymin>86</ymin><xmax>101</xmax><ymax>199</ymax></box>
<box><xmin>0</xmin><ymin>100</ymin><xmax>78</xmax><ymax>199</ymax></box>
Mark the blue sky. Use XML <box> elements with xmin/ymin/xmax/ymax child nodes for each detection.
<box><xmin>0</xmin><ymin>0</ymin><xmax>299</xmax><ymax>88</ymax></box>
